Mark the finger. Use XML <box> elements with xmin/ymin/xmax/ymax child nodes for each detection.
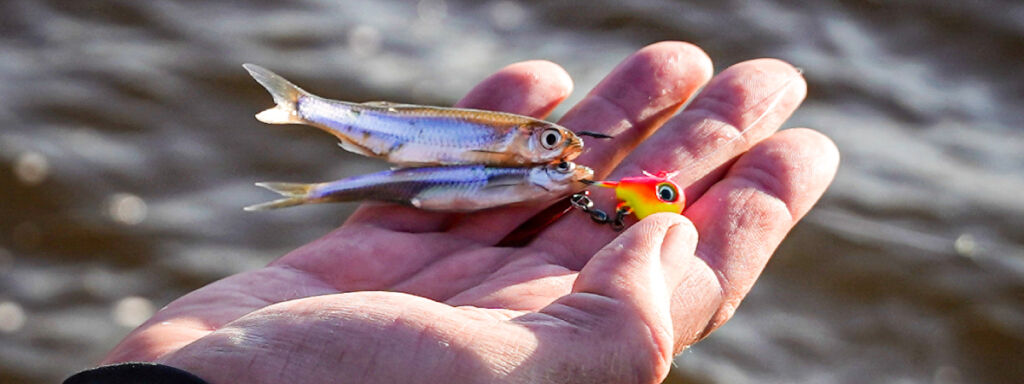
<box><xmin>346</xmin><ymin>60</ymin><xmax>574</xmax><ymax>231</ymax></box>
<box><xmin>449</xmin><ymin>41</ymin><xmax>713</xmax><ymax>244</ymax></box>
<box><xmin>526</xmin><ymin>213</ymin><xmax>698</xmax><ymax>382</ymax></box>
<box><xmin>562</xmin><ymin>41</ymin><xmax>713</xmax><ymax>177</ymax></box>
<box><xmin>455</xmin><ymin>60</ymin><xmax>573</xmax><ymax>117</ymax></box>
<box><xmin>536</xmin><ymin>59</ymin><xmax>806</xmax><ymax>269</ymax></box>
<box><xmin>677</xmin><ymin>128</ymin><xmax>839</xmax><ymax>346</ymax></box>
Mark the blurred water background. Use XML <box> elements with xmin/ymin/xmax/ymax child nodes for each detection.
<box><xmin>1</xmin><ymin>0</ymin><xmax>1022</xmax><ymax>383</ymax></box>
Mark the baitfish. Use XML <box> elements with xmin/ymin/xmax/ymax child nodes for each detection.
<box><xmin>244</xmin><ymin>161</ymin><xmax>594</xmax><ymax>212</ymax></box>
<box><xmin>244</xmin><ymin>64</ymin><xmax>584</xmax><ymax>166</ymax></box>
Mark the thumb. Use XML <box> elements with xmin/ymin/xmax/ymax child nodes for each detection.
<box><xmin>537</xmin><ymin>213</ymin><xmax>697</xmax><ymax>381</ymax></box>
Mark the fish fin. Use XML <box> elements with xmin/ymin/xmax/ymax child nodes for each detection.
<box><xmin>243</xmin><ymin>63</ymin><xmax>310</xmax><ymax>124</ymax></box>
<box><xmin>254</xmin><ymin>182</ymin><xmax>313</xmax><ymax>196</ymax></box>
<box><xmin>244</xmin><ymin>182</ymin><xmax>316</xmax><ymax>211</ymax></box>
<box><xmin>337</xmin><ymin>140</ymin><xmax>379</xmax><ymax>157</ymax></box>
<box><xmin>244</xmin><ymin>197</ymin><xmax>307</xmax><ymax>211</ymax></box>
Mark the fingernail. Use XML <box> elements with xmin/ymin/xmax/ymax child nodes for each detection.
<box><xmin>660</xmin><ymin>218</ymin><xmax>695</xmax><ymax>269</ymax></box>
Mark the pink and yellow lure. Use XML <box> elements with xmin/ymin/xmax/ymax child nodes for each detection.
<box><xmin>593</xmin><ymin>170</ymin><xmax>683</xmax><ymax>219</ymax></box>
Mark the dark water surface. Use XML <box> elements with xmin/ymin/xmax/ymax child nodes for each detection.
<box><xmin>1</xmin><ymin>1</ymin><xmax>1022</xmax><ymax>383</ymax></box>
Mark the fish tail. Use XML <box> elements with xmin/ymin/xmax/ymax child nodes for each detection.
<box><xmin>244</xmin><ymin>182</ymin><xmax>317</xmax><ymax>211</ymax></box>
<box><xmin>243</xmin><ymin>63</ymin><xmax>309</xmax><ymax>124</ymax></box>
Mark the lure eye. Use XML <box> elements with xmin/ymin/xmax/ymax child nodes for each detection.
<box><xmin>656</xmin><ymin>183</ymin><xmax>679</xmax><ymax>202</ymax></box>
<box><xmin>540</xmin><ymin>128</ymin><xmax>563</xmax><ymax>150</ymax></box>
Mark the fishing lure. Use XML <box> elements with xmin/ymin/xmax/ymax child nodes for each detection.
<box><xmin>593</xmin><ymin>170</ymin><xmax>682</xmax><ymax>219</ymax></box>
<box><xmin>568</xmin><ymin>171</ymin><xmax>682</xmax><ymax>231</ymax></box>
<box><xmin>245</xmin><ymin>161</ymin><xmax>593</xmax><ymax>212</ymax></box>
<box><xmin>244</xmin><ymin>64</ymin><xmax>587</xmax><ymax>166</ymax></box>
<box><xmin>566</xmin><ymin>68</ymin><xmax>806</xmax><ymax>231</ymax></box>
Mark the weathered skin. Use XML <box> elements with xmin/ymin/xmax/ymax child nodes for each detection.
<box><xmin>244</xmin><ymin>64</ymin><xmax>583</xmax><ymax>166</ymax></box>
<box><xmin>245</xmin><ymin>161</ymin><xmax>594</xmax><ymax>212</ymax></box>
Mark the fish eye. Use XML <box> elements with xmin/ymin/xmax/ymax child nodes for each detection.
<box><xmin>554</xmin><ymin>161</ymin><xmax>574</xmax><ymax>173</ymax></box>
<box><xmin>540</xmin><ymin>128</ymin><xmax>563</xmax><ymax>150</ymax></box>
<box><xmin>656</xmin><ymin>183</ymin><xmax>678</xmax><ymax>202</ymax></box>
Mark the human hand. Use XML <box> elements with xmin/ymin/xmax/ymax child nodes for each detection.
<box><xmin>101</xmin><ymin>42</ymin><xmax>838</xmax><ymax>384</ymax></box>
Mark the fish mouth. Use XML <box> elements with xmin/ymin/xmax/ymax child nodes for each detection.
<box><xmin>573</xmin><ymin>165</ymin><xmax>595</xmax><ymax>183</ymax></box>
<box><xmin>562</xmin><ymin>137</ymin><xmax>584</xmax><ymax>161</ymax></box>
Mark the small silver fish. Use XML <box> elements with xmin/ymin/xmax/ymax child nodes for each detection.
<box><xmin>244</xmin><ymin>161</ymin><xmax>594</xmax><ymax>211</ymax></box>
<box><xmin>244</xmin><ymin>64</ymin><xmax>584</xmax><ymax>166</ymax></box>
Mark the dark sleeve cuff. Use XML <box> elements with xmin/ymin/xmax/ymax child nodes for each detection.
<box><xmin>64</xmin><ymin>362</ymin><xmax>208</xmax><ymax>384</ymax></box>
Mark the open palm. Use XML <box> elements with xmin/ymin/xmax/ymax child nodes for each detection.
<box><xmin>102</xmin><ymin>42</ymin><xmax>838</xmax><ymax>384</ymax></box>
